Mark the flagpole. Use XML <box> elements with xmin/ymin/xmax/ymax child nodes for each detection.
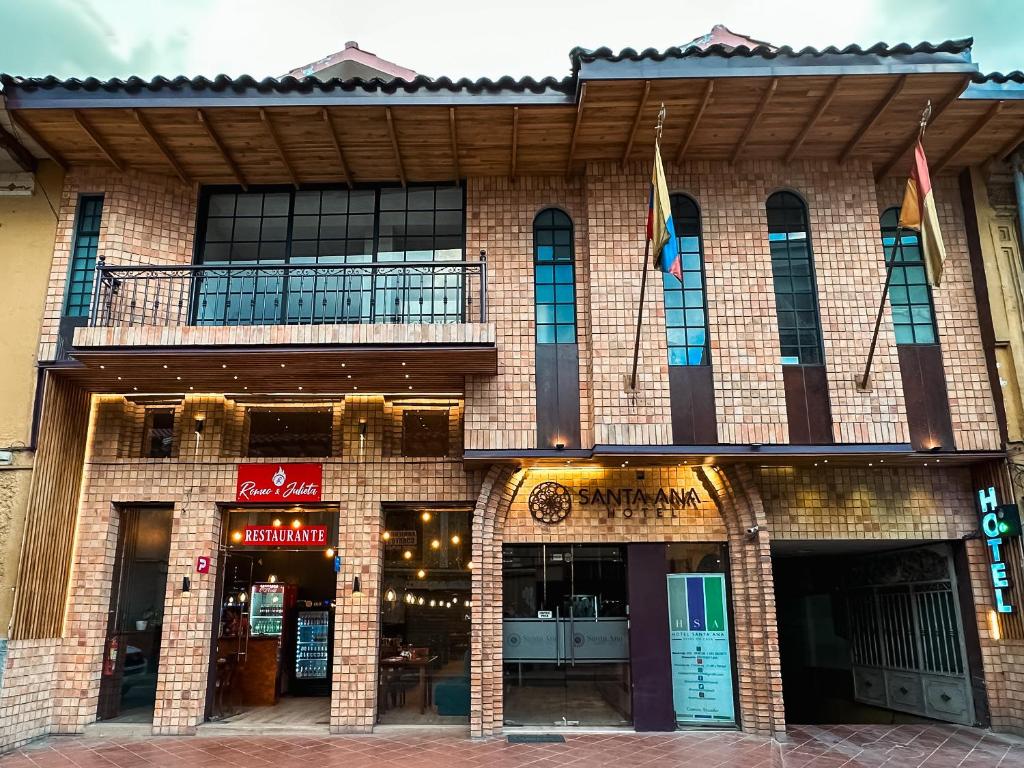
<box><xmin>629</xmin><ymin>106</ymin><xmax>667</xmax><ymax>391</ymax></box>
<box><xmin>858</xmin><ymin>102</ymin><xmax>931</xmax><ymax>390</ymax></box>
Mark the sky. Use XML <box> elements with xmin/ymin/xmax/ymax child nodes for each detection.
<box><xmin>0</xmin><ymin>0</ymin><xmax>1020</xmax><ymax>81</ymax></box>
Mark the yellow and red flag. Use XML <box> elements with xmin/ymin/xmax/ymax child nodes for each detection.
<box><xmin>898</xmin><ymin>139</ymin><xmax>946</xmax><ymax>286</ymax></box>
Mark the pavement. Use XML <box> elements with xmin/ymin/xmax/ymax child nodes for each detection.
<box><xmin>2</xmin><ymin>724</ymin><xmax>1022</xmax><ymax>768</ymax></box>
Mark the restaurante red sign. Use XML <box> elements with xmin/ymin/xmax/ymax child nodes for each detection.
<box><xmin>236</xmin><ymin>463</ymin><xmax>323</xmax><ymax>502</ymax></box>
<box><xmin>242</xmin><ymin>525</ymin><xmax>328</xmax><ymax>546</ymax></box>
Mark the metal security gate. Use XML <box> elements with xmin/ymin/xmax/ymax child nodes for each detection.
<box><xmin>847</xmin><ymin>545</ymin><xmax>974</xmax><ymax>725</ymax></box>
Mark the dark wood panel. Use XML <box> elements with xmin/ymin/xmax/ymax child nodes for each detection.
<box><xmin>668</xmin><ymin>365</ymin><xmax>718</xmax><ymax>444</ymax></box>
<box><xmin>783</xmin><ymin>364</ymin><xmax>833</xmax><ymax>445</ymax></box>
<box><xmin>11</xmin><ymin>374</ymin><xmax>91</xmax><ymax>639</ymax></box>
<box><xmin>627</xmin><ymin>543</ymin><xmax>675</xmax><ymax>731</ymax></box>
<box><xmin>536</xmin><ymin>343</ymin><xmax>581</xmax><ymax>449</ymax></box>
<box><xmin>898</xmin><ymin>344</ymin><xmax>955</xmax><ymax>450</ymax></box>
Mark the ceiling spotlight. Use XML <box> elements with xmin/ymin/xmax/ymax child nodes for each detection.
<box><xmin>222</xmin><ymin>364</ymin><xmax>227</xmax><ymax>368</ymax></box>
<box><xmin>291</xmin><ymin>519</ymin><xmax>302</xmax><ymax>529</ymax></box>
<box><xmin>99</xmin><ymin>365</ymin><xmax>105</xmax><ymax>369</ymax></box>
<box><xmin>272</xmin><ymin>518</ymin><xmax>282</xmax><ymax>527</ymax></box>
<box><xmin>231</xmin><ymin>531</ymin><xmax>242</xmax><ymax>542</ymax></box>
<box><xmin>163</xmin><ymin>364</ymin><xmax>168</xmax><ymax>369</ymax></box>
<box><xmin>281</xmin><ymin>363</ymin><xmax>286</xmax><ymax>368</ymax></box>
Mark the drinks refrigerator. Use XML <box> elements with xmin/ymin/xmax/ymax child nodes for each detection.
<box><xmin>249</xmin><ymin>583</ymin><xmax>296</xmax><ymax>637</ymax></box>
<box><xmin>291</xmin><ymin>605</ymin><xmax>334</xmax><ymax>696</ymax></box>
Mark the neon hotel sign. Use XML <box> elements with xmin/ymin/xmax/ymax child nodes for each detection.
<box><xmin>978</xmin><ymin>486</ymin><xmax>1014</xmax><ymax>614</ymax></box>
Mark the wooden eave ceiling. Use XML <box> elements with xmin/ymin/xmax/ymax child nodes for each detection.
<box><xmin>58</xmin><ymin>344</ymin><xmax>497</xmax><ymax>396</ymax></box>
<box><xmin>10</xmin><ymin>72</ymin><xmax>1023</xmax><ymax>185</ymax></box>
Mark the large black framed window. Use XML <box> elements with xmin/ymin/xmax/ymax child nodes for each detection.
<box><xmin>662</xmin><ymin>194</ymin><xmax>709</xmax><ymax>366</ymax></box>
<box><xmin>880</xmin><ymin>208</ymin><xmax>938</xmax><ymax>345</ymax></box>
<box><xmin>194</xmin><ymin>185</ymin><xmax>465</xmax><ymax>326</ymax></box>
<box><xmin>533</xmin><ymin>209</ymin><xmax>576</xmax><ymax>344</ymax></box>
<box><xmin>767</xmin><ymin>192</ymin><xmax>824</xmax><ymax>366</ymax></box>
<box><xmin>64</xmin><ymin>195</ymin><xmax>104</xmax><ymax>318</ymax></box>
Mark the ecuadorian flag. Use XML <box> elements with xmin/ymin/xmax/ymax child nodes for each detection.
<box><xmin>648</xmin><ymin>143</ymin><xmax>681</xmax><ymax>280</ymax></box>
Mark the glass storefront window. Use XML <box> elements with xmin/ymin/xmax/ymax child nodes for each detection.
<box><xmin>377</xmin><ymin>506</ymin><xmax>472</xmax><ymax>724</ymax></box>
<box><xmin>502</xmin><ymin>544</ymin><xmax>632</xmax><ymax>727</ymax></box>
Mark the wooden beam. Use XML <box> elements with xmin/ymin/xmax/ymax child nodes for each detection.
<box><xmin>0</xmin><ymin>119</ymin><xmax>37</xmax><ymax>172</ymax></box>
<box><xmin>993</xmin><ymin>121</ymin><xmax>1024</xmax><ymax>164</ymax></box>
<box><xmin>839</xmin><ymin>75</ymin><xmax>907</xmax><ymax>165</ymax></box>
<box><xmin>934</xmin><ymin>101</ymin><xmax>1003</xmax><ymax>174</ymax></box>
<box><xmin>196</xmin><ymin>109</ymin><xmax>247</xmax><ymax>190</ymax></box>
<box><xmin>874</xmin><ymin>77</ymin><xmax>970</xmax><ymax>181</ymax></box>
<box><xmin>448</xmin><ymin>107</ymin><xmax>461</xmax><ymax>183</ymax></box>
<box><xmin>321</xmin><ymin>108</ymin><xmax>353</xmax><ymax>188</ymax></box>
<box><xmin>676</xmin><ymin>80</ymin><xmax>714</xmax><ymax>163</ymax></box>
<box><xmin>385</xmin><ymin>107</ymin><xmax>406</xmax><ymax>187</ymax></box>
<box><xmin>731</xmin><ymin>77</ymin><xmax>777</xmax><ymax>164</ymax></box>
<box><xmin>259</xmin><ymin>108</ymin><xmax>299</xmax><ymax>188</ymax></box>
<box><xmin>565</xmin><ymin>82</ymin><xmax>587</xmax><ymax>177</ymax></box>
<box><xmin>621</xmin><ymin>80</ymin><xmax>651</xmax><ymax>167</ymax></box>
<box><xmin>132</xmin><ymin>109</ymin><xmax>188</xmax><ymax>185</ymax></box>
<box><xmin>510</xmin><ymin>106</ymin><xmax>520</xmax><ymax>180</ymax></box>
<box><xmin>73</xmin><ymin>110</ymin><xmax>124</xmax><ymax>172</ymax></box>
<box><xmin>785</xmin><ymin>77</ymin><xmax>841</xmax><ymax>164</ymax></box>
<box><xmin>6</xmin><ymin>112</ymin><xmax>66</xmax><ymax>171</ymax></box>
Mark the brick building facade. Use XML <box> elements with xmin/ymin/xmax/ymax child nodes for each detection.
<box><xmin>2</xmin><ymin>34</ymin><xmax>1024</xmax><ymax>750</ymax></box>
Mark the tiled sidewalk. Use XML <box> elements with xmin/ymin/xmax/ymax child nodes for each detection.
<box><xmin>1</xmin><ymin>725</ymin><xmax>1021</xmax><ymax>768</ymax></box>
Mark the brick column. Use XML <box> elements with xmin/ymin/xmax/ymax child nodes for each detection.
<box><xmin>152</xmin><ymin>498</ymin><xmax>222</xmax><ymax>734</ymax></box>
<box><xmin>470</xmin><ymin>465</ymin><xmax>524</xmax><ymax>737</ymax></box>
<box><xmin>696</xmin><ymin>465</ymin><xmax>785</xmax><ymax>737</ymax></box>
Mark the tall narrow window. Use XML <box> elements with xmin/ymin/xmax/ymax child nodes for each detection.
<box><xmin>533</xmin><ymin>208</ymin><xmax>581</xmax><ymax>448</ymax></box>
<box><xmin>533</xmin><ymin>209</ymin><xmax>576</xmax><ymax>344</ymax></box>
<box><xmin>64</xmin><ymin>195</ymin><xmax>104</xmax><ymax>318</ymax></box>
<box><xmin>767</xmin><ymin>192</ymin><xmax>823</xmax><ymax>365</ymax></box>
<box><xmin>880</xmin><ymin>208</ymin><xmax>938</xmax><ymax>344</ymax></box>
<box><xmin>662</xmin><ymin>195</ymin><xmax>709</xmax><ymax>366</ymax></box>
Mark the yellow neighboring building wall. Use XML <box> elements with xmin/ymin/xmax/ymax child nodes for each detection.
<box><xmin>0</xmin><ymin>160</ymin><xmax>63</xmax><ymax>642</ymax></box>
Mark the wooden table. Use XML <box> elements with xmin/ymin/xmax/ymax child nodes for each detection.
<box><xmin>380</xmin><ymin>655</ymin><xmax>438</xmax><ymax>714</ymax></box>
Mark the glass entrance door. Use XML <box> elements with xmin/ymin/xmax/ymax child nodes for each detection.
<box><xmin>502</xmin><ymin>544</ymin><xmax>631</xmax><ymax>727</ymax></box>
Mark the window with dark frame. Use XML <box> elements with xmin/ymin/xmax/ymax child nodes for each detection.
<box><xmin>662</xmin><ymin>194</ymin><xmax>710</xmax><ymax>366</ymax></box>
<box><xmin>64</xmin><ymin>195</ymin><xmax>104</xmax><ymax>318</ymax></box>
<box><xmin>144</xmin><ymin>409</ymin><xmax>175</xmax><ymax>458</ymax></box>
<box><xmin>401</xmin><ymin>410</ymin><xmax>451</xmax><ymax>457</ymax></box>
<box><xmin>766</xmin><ymin>191</ymin><xmax>824</xmax><ymax>366</ymax></box>
<box><xmin>246</xmin><ymin>408</ymin><xmax>333</xmax><ymax>458</ymax></box>
<box><xmin>533</xmin><ymin>209</ymin><xmax>576</xmax><ymax>344</ymax></box>
<box><xmin>196</xmin><ymin>186</ymin><xmax>466</xmax><ymax>326</ymax></box>
<box><xmin>879</xmin><ymin>208</ymin><xmax>938</xmax><ymax>345</ymax></box>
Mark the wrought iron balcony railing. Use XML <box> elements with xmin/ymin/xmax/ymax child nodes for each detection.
<box><xmin>88</xmin><ymin>258</ymin><xmax>487</xmax><ymax>328</ymax></box>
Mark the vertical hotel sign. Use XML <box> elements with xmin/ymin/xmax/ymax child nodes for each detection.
<box><xmin>978</xmin><ymin>486</ymin><xmax>1016</xmax><ymax>614</ymax></box>
<box><xmin>666</xmin><ymin>573</ymin><xmax>736</xmax><ymax>725</ymax></box>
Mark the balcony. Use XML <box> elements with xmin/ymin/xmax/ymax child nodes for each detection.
<box><xmin>66</xmin><ymin>259</ymin><xmax>495</xmax><ymax>395</ymax></box>
<box><xmin>89</xmin><ymin>259</ymin><xmax>486</xmax><ymax>328</ymax></box>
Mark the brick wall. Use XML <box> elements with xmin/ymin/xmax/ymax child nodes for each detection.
<box><xmin>465</xmin><ymin>160</ymin><xmax>940</xmax><ymax>450</ymax></box>
<box><xmin>0</xmin><ymin>640</ymin><xmax>58</xmax><ymax>750</ymax></box>
<box><xmin>41</xmin><ymin>168</ymin><xmax>197</xmax><ymax>361</ymax></box>
<box><xmin>875</xmin><ymin>176</ymin><xmax>1001</xmax><ymax>451</ymax></box>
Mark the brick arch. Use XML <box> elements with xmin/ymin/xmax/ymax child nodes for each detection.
<box><xmin>696</xmin><ymin>464</ymin><xmax>786</xmax><ymax>736</ymax></box>
<box><xmin>469</xmin><ymin>464</ymin><xmax>526</xmax><ymax>737</ymax></box>
<box><xmin>470</xmin><ymin>463</ymin><xmax>784</xmax><ymax>738</ymax></box>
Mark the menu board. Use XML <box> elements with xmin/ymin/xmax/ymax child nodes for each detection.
<box><xmin>666</xmin><ymin>573</ymin><xmax>736</xmax><ymax>725</ymax></box>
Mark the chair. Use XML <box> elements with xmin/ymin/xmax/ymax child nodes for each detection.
<box><xmin>433</xmin><ymin>651</ymin><xmax>470</xmax><ymax>717</ymax></box>
<box><xmin>215</xmin><ymin>653</ymin><xmax>239</xmax><ymax>718</ymax></box>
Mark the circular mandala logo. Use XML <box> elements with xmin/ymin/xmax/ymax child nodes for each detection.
<box><xmin>528</xmin><ymin>481</ymin><xmax>572</xmax><ymax>525</ymax></box>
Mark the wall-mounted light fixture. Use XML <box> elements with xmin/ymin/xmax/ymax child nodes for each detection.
<box><xmin>352</xmin><ymin>576</ymin><xmax>363</xmax><ymax>596</ymax></box>
<box><xmin>359</xmin><ymin>420</ymin><xmax>368</xmax><ymax>437</ymax></box>
<box><xmin>182</xmin><ymin>576</ymin><xmax>191</xmax><ymax>594</ymax></box>
<box><xmin>555</xmin><ymin>443</ymin><xmax>565</xmax><ymax>451</ymax></box>
<box><xmin>194</xmin><ymin>416</ymin><xmax>205</xmax><ymax>434</ymax></box>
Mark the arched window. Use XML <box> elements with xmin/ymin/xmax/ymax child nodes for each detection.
<box><xmin>533</xmin><ymin>209</ymin><xmax>576</xmax><ymax>344</ymax></box>
<box><xmin>662</xmin><ymin>194</ymin><xmax>709</xmax><ymax>365</ymax></box>
<box><xmin>766</xmin><ymin>191</ymin><xmax>823</xmax><ymax>365</ymax></box>
<box><xmin>879</xmin><ymin>208</ymin><xmax>937</xmax><ymax>344</ymax></box>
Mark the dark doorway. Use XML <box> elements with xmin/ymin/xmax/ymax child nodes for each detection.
<box><xmin>97</xmin><ymin>506</ymin><xmax>173</xmax><ymax>722</ymax></box>
<box><xmin>773</xmin><ymin>541</ymin><xmax>979</xmax><ymax>726</ymax></box>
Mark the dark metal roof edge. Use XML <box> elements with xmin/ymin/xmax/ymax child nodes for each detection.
<box><xmin>463</xmin><ymin>444</ymin><xmax>1005</xmax><ymax>461</ymax></box>
<box><xmin>569</xmin><ymin>38</ymin><xmax>975</xmax><ymax>72</ymax></box>
<box><xmin>962</xmin><ymin>71</ymin><xmax>1024</xmax><ymax>100</ymax></box>
<box><xmin>0</xmin><ymin>72</ymin><xmax>575</xmax><ymax>97</ymax></box>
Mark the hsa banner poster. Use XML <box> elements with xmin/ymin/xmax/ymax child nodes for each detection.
<box><xmin>666</xmin><ymin>573</ymin><xmax>736</xmax><ymax>725</ymax></box>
